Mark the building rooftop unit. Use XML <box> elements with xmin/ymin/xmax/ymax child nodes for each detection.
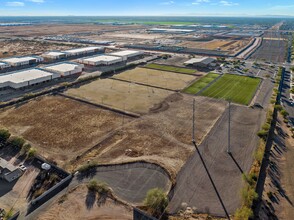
<box><xmin>63</xmin><ymin>46</ymin><xmax>103</xmax><ymax>54</ymax></box>
<box><xmin>0</xmin><ymin>68</ymin><xmax>53</xmax><ymax>84</ymax></box>
<box><xmin>43</xmin><ymin>62</ymin><xmax>83</xmax><ymax>73</ymax></box>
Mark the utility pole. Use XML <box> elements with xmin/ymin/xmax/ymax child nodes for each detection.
<box><xmin>192</xmin><ymin>99</ymin><xmax>196</xmax><ymax>145</ymax></box>
<box><xmin>227</xmin><ymin>101</ymin><xmax>231</xmax><ymax>154</ymax></box>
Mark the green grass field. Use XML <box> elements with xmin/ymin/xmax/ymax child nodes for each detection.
<box><xmin>144</xmin><ymin>63</ymin><xmax>196</xmax><ymax>74</ymax></box>
<box><xmin>183</xmin><ymin>73</ymin><xmax>219</xmax><ymax>94</ymax></box>
<box><xmin>201</xmin><ymin>74</ymin><xmax>261</xmax><ymax>105</ymax></box>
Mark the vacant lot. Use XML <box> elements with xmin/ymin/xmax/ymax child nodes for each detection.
<box><xmin>70</xmin><ymin>94</ymin><xmax>227</xmax><ymax>180</ymax></box>
<box><xmin>65</xmin><ymin>78</ymin><xmax>174</xmax><ymax>115</ymax></box>
<box><xmin>184</xmin><ymin>72</ymin><xmax>220</xmax><ymax>94</ymax></box>
<box><xmin>0</xmin><ymin>40</ymin><xmax>77</xmax><ymax>58</ymax></box>
<box><xmin>144</xmin><ymin>63</ymin><xmax>197</xmax><ymax>74</ymax></box>
<box><xmin>33</xmin><ymin>185</ymin><xmax>132</xmax><ymax>220</ymax></box>
<box><xmin>0</xmin><ymin>96</ymin><xmax>130</xmax><ymax>166</ymax></box>
<box><xmin>112</xmin><ymin>67</ymin><xmax>198</xmax><ymax>90</ymax></box>
<box><xmin>201</xmin><ymin>74</ymin><xmax>261</xmax><ymax>105</ymax></box>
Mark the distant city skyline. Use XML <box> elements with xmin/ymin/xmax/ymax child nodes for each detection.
<box><xmin>0</xmin><ymin>0</ymin><xmax>294</xmax><ymax>17</ymax></box>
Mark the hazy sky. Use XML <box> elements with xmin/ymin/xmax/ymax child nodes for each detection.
<box><xmin>0</xmin><ymin>0</ymin><xmax>294</xmax><ymax>16</ymax></box>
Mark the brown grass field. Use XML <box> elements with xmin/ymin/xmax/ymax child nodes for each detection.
<box><xmin>70</xmin><ymin>94</ymin><xmax>227</xmax><ymax>179</ymax></box>
<box><xmin>65</xmin><ymin>78</ymin><xmax>174</xmax><ymax>115</ymax></box>
<box><xmin>34</xmin><ymin>185</ymin><xmax>132</xmax><ymax>220</ymax></box>
<box><xmin>0</xmin><ymin>96</ymin><xmax>131</xmax><ymax>166</ymax></box>
<box><xmin>112</xmin><ymin>67</ymin><xmax>198</xmax><ymax>90</ymax></box>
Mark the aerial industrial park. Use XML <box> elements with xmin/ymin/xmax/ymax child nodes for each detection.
<box><xmin>0</xmin><ymin>13</ymin><xmax>293</xmax><ymax>220</ymax></box>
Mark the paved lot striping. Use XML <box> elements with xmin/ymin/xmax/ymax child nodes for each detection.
<box><xmin>168</xmin><ymin>105</ymin><xmax>266</xmax><ymax>216</ymax></box>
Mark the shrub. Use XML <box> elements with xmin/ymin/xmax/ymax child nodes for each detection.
<box><xmin>87</xmin><ymin>180</ymin><xmax>98</xmax><ymax>191</ymax></box>
<box><xmin>0</xmin><ymin>129</ymin><xmax>10</xmax><ymax>143</ymax></box>
<box><xmin>234</xmin><ymin>206</ymin><xmax>253</xmax><ymax>220</ymax></box>
<box><xmin>77</xmin><ymin>162</ymin><xmax>97</xmax><ymax>173</ymax></box>
<box><xmin>274</xmin><ymin>105</ymin><xmax>283</xmax><ymax>111</ymax></box>
<box><xmin>262</xmin><ymin>123</ymin><xmax>271</xmax><ymax>132</ymax></box>
<box><xmin>87</xmin><ymin>180</ymin><xmax>110</xmax><ymax>195</ymax></box>
<box><xmin>21</xmin><ymin>143</ymin><xmax>31</xmax><ymax>155</ymax></box>
<box><xmin>144</xmin><ymin>188</ymin><xmax>168</xmax><ymax>217</ymax></box>
<box><xmin>280</xmin><ymin>110</ymin><xmax>289</xmax><ymax>118</ymax></box>
<box><xmin>241</xmin><ymin>186</ymin><xmax>258</xmax><ymax>207</ymax></box>
<box><xmin>257</xmin><ymin>130</ymin><xmax>268</xmax><ymax>140</ymax></box>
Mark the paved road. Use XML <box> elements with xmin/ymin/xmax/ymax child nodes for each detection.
<box><xmin>168</xmin><ymin>105</ymin><xmax>266</xmax><ymax>217</ymax></box>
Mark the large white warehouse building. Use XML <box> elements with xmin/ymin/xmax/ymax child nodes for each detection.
<box><xmin>42</xmin><ymin>51</ymin><xmax>67</xmax><ymax>60</ymax></box>
<box><xmin>64</xmin><ymin>46</ymin><xmax>104</xmax><ymax>57</ymax></box>
<box><xmin>0</xmin><ymin>68</ymin><xmax>58</xmax><ymax>89</ymax></box>
<box><xmin>108</xmin><ymin>50</ymin><xmax>144</xmax><ymax>61</ymax></box>
<box><xmin>1</xmin><ymin>56</ymin><xmax>44</xmax><ymax>67</ymax></box>
<box><xmin>78</xmin><ymin>55</ymin><xmax>123</xmax><ymax>66</ymax></box>
<box><xmin>0</xmin><ymin>62</ymin><xmax>10</xmax><ymax>70</ymax></box>
<box><xmin>42</xmin><ymin>62</ymin><xmax>84</xmax><ymax>76</ymax></box>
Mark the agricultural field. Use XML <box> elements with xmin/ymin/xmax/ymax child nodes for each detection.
<box><xmin>200</xmin><ymin>74</ymin><xmax>261</xmax><ymax>105</ymax></box>
<box><xmin>65</xmin><ymin>78</ymin><xmax>174</xmax><ymax>115</ymax></box>
<box><xmin>0</xmin><ymin>96</ymin><xmax>131</xmax><ymax>166</ymax></box>
<box><xmin>144</xmin><ymin>63</ymin><xmax>197</xmax><ymax>74</ymax></box>
<box><xmin>33</xmin><ymin>185</ymin><xmax>132</xmax><ymax>220</ymax></box>
<box><xmin>183</xmin><ymin>72</ymin><xmax>220</xmax><ymax>94</ymax></box>
<box><xmin>112</xmin><ymin>67</ymin><xmax>198</xmax><ymax>90</ymax></box>
<box><xmin>70</xmin><ymin>94</ymin><xmax>227</xmax><ymax>180</ymax></box>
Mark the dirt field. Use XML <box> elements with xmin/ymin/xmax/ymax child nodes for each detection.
<box><xmin>70</xmin><ymin>94</ymin><xmax>227</xmax><ymax>180</ymax></box>
<box><xmin>65</xmin><ymin>78</ymin><xmax>174</xmax><ymax>115</ymax></box>
<box><xmin>0</xmin><ymin>40</ymin><xmax>78</xmax><ymax>58</ymax></box>
<box><xmin>177</xmin><ymin>39</ymin><xmax>249</xmax><ymax>52</ymax></box>
<box><xmin>33</xmin><ymin>185</ymin><xmax>132</xmax><ymax>220</ymax></box>
<box><xmin>0</xmin><ymin>96</ymin><xmax>131</xmax><ymax>166</ymax></box>
<box><xmin>0</xmin><ymin>24</ymin><xmax>142</xmax><ymax>38</ymax></box>
<box><xmin>112</xmin><ymin>67</ymin><xmax>198</xmax><ymax>90</ymax></box>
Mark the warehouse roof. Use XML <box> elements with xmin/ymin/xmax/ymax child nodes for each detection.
<box><xmin>43</xmin><ymin>62</ymin><xmax>83</xmax><ymax>73</ymax></box>
<box><xmin>82</xmin><ymin>55</ymin><xmax>123</xmax><ymax>62</ymax></box>
<box><xmin>64</xmin><ymin>46</ymin><xmax>103</xmax><ymax>54</ymax></box>
<box><xmin>44</xmin><ymin>51</ymin><xmax>66</xmax><ymax>57</ymax></box>
<box><xmin>184</xmin><ymin>57</ymin><xmax>216</xmax><ymax>65</ymax></box>
<box><xmin>109</xmin><ymin>50</ymin><xmax>143</xmax><ymax>57</ymax></box>
<box><xmin>0</xmin><ymin>68</ymin><xmax>53</xmax><ymax>84</ymax></box>
<box><xmin>2</xmin><ymin>56</ymin><xmax>41</xmax><ymax>64</ymax></box>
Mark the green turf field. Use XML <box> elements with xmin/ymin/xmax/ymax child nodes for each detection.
<box><xmin>144</xmin><ymin>63</ymin><xmax>196</xmax><ymax>74</ymax></box>
<box><xmin>201</xmin><ymin>74</ymin><xmax>261</xmax><ymax>105</ymax></box>
<box><xmin>183</xmin><ymin>73</ymin><xmax>219</xmax><ymax>94</ymax></box>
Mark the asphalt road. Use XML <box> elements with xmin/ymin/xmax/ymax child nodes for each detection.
<box><xmin>168</xmin><ymin>104</ymin><xmax>265</xmax><ymax>217</ymax></box>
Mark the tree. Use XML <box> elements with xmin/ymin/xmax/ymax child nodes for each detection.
<box><xmin>8</xmin><ymin>136</ymin><xmax>25</xmax><ymax>148</ymax></box>
<box><xmin>28</xmin><ymin>148</ymin><xmax>37</xmax><ymax>158</ymax></box>
<box><xmin>144</xmin><ymin>188</ymin><xmax>168</xmax><ymax>217</ymax></box>
<box><xmin>234</xmin><ymin>206</ymin><xmax>253</xmax><ymax>220</ymax></box>
<box><xmin>0</xmin><ymin>129</ymin><xmax>10</xmax><ymax>143</ymax></box>
<box><xmin>21</xmin><ymin>143</ymin><xmax>31</xmax><ymax>155</ymax></box>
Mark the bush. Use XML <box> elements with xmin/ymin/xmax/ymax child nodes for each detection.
<box><xmin>0</xmin><ymin>129</ymin><xmax>10</xmax><ymax>143</ymax></box>
<box><xmin>87</xmin><ymin>179</ymin><xmax>110</xmax><ymax>195</ymax></box>
<box><xmin>281</xmin><ymin>109</ymin><xmax>289</xmax><ymax>118</ymax></box>
<box><xmin>234</xmin><ymin>206</ymin><xmax>253</xmax><ymax>220</ymax></box>
<box><xmin>274</xmin><ymin>105</ymin><xmax>283</xmax><ymax>111</ymax></box>
<box><xmin>241</xmin><ymin>186</ymin><xmax>258</xmax><ymax>207</ymax></box>
<box><xmin>144</xmin><ymin>188</ymin><xmax>168</xmax><ymax>217</ymax></box>
<box><xmin>257</xmin><ymin>130</ymin><xmax>268</xmax><ymax>140</ymax></box>
<box><xmin>21</xmin><ymin>143</ymin><xmax>31</xmax><ymax>155</ymax></box>
<box><xmin>77</xmin><ymin>162</ymin><xmax>97</xmax><ymax>173</ymax></box>
<box><xmin>262</xmin><ymin>123</ymin><xmax>271</xmax><ymax>132</ymax></box>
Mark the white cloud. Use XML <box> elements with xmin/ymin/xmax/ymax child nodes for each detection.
<box><xmin>219</xmin><ymin>1</ymin><xmax>239</xmax><ymax>6</ymax></box>
<box><xmin>27</xmin><ymin>0</ymin><xmax>44</xmax><ymax>2</ymax></box>
<box><xmin>160</xmin><ymin>1</ymin><xmax>174</xmax><ymax>5</ymax></box>
<box><xmin>6</xmin><ymin>1</ymin><xmax>25</xmax><ymax>6</ymax></box>
<box><xmin>192</xmin><ymin>0</ymin><xmax>210</xmax><ymax>5</ymax></box>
